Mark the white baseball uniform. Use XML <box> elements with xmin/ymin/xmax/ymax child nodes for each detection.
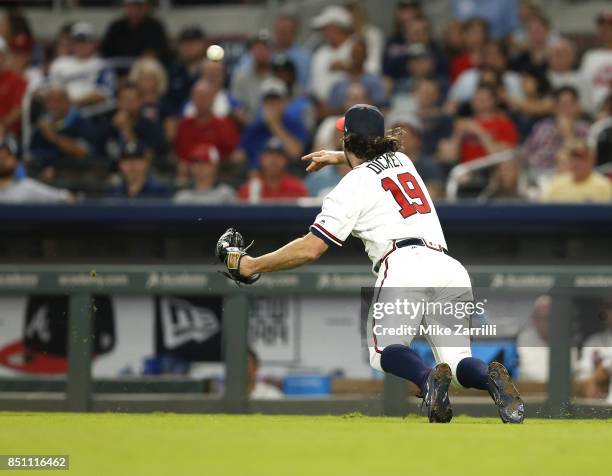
<box><xmin>310</xmin><ymin>151</ymin><xmax>472</xmax><ymax>385</ymax></box>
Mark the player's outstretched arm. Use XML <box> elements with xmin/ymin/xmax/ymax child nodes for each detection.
<box><xmin>240</xmin><ymin>233</ymin><xmax>328</xmax><ymax>276</ymax></box>
<box><xmin>301</xmin><ymin>150</ymin><xmax>345</xmax><ymax>173</ymax></box>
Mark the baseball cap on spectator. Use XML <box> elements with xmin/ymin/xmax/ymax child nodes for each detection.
<box><xmin>344</xmin><ymin>104</ymin><xmax>385</xmax><ymax>139</ymax></box>
<box><xmin>0</xmin><ymin>136</ymin><xmax>19</xmax><ymax>157</ymax></box>
<box><xmin>178</xmin><ymin>26</ymin><xmax>205</xmax><ymax>42</ymax></box>
<box><xmin>262</xmin><ymin>137</ymin><xmax>287</xmax><ymax>157</ymax></box>
<box><xmin>250</xmin><ymin>29</ymin><xmax>271</xmax><ymax>47</ymax></box>
<box><xmin>387</xmin><ymin>109</ymin><xmax>423</xmax><ymax>134</ymax></box>
<box><xmin>188</xmin><ymin>143</ymin><xmax>220</xmax><ymax>164</ymax></box>
<box><xmin>9</xmin><ymin>33</ymin><xmax>34</xmax><ymax>53</ymax></box>
<box><xmin>70</xmin><ymin>22</ymin><xmax>96</xmax><ymax>41</ymax></box>
<box><xmin>406</xmin><ymin>43</ymin><xmax>432</xmax><ymax>59</ymax></box>
<box><xmin>311</xmin><ymin>6</ymin><xmax>353</xmax><ymax>30</ymax></box>
<box><xmin>119</xmin><ymin>140</ymin><xmax>147</xmax><ymax>159</ymax></box>
<box><xmin>261</xmin><ymin>77</ymin><xmax>288</xmax><ymax>99</ymax></box>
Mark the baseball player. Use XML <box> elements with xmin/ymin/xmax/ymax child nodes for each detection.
<box><xmin>217</xmin><ymin>104</ymin><xmax>524</xmax><ymax>424</ymax></box>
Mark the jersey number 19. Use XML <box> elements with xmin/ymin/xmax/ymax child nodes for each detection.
<box><xmin>381</xmin><ymin>172</ymin><xmax>431</xmax><ymax>218</ymax></box>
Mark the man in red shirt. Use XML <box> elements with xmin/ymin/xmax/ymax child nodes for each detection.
<box><xmin>449</xmin><ymin>18</ymin><xmax>489</xmax><ymax>83</ymax></box>
<box><xmin>440</xmin><ymin>84</ymin><xmax>518</xmax><ymax>163</ymax></box>
<box><xmin>0</xmin><ymin>37</ymin><xmax>27</xmax><ymax>136</ymax></box>
<box><xmin>174</xmin><ymin>80</ymin><xmax>240</xmax><ymax>164</ymax></box>
<box><xmin>237</xmin><ymin>138</ymin><xmax>308</xmax><ymax>201</ymax></box>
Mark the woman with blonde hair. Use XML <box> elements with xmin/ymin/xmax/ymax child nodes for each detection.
<box><xmin>128</xmin><ymin>57</ymin><xmax>175</xmax><ymax>140</ymax></box>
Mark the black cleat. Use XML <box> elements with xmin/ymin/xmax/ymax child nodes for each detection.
<box><xmin>422</xmin><ymin>363</ymin><xmax>453</xmax><ymax>423</ymax></box>
<box><xmin>487</xmin><ymin>361</ymin><xmax>525</xmax><ymax>424</ymax></box>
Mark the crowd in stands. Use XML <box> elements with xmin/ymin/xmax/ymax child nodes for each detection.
<box><xmin>0</xmin><ymin>0</ymin><xmax>611</xmax><ymax>204</ymax></box>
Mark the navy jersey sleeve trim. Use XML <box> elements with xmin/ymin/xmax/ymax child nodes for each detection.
<box><xmin>310</xmin><ymin>223</ymin><xmax>344</xmax><ymax>246</ymax></box>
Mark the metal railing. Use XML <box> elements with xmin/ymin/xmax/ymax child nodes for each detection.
<box><xmin>445</xmin><ymin>149</ymin><xmax>518</xmax><ymax>201</ymax></box>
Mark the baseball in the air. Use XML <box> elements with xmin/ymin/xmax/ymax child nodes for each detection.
<box><xmin>207</xmin><ymin>44</ymin><xmax>225</xmax><ymax>62</ymax></box>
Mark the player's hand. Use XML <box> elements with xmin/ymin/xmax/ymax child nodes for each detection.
<box><xmin>216</xmin><ymin>228</ymin><xmax>260</xmax><ymax>285</ymax></box>
<box><xmin>301</xmin><ymin>150</ymin><xmax>344</xmax><ymax>173</ymax></box>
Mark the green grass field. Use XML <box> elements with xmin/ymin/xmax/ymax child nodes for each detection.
<box><xmin>1</xmin><ymin>413</ymin><xmax>611</xmax><ymax>476</ymax></box>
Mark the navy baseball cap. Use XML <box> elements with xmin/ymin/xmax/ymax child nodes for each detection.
<box><xmin>178</xmin><ymin>26</ymin><xmax>205</xmax><ymax>42</ymax></box>
<box><xmin>344</xmin><ymin>104</ymin><xmax>385</xmax><ymax>139</ymax></box>
<box><xmin>262</xmin><ymin>137</ymin><xmax>287</xmax><ymax>157</ymax></box>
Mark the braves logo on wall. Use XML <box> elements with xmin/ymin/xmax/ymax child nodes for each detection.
<box><xmin>0</xmin><ymin>295</ymin><xmax>115</xmax><ymax>374</ymax></box>
<box><xmin>154</xmin><ymin>296</ymin><xmax>223</xmax><ymax>362</ymax></box>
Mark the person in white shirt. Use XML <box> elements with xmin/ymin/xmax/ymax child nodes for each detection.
<box><xmin>517</xmin><ymin>296</ymin><xmax>551</xmax><ymax>382</ymax></box>
<box><xmin>49</xmin><ymin>22</ymin><xmax>116</xmax><ymax>107</ymax></box>
<box><xmin>580</xmin><ymin>12</ymin><xmax>612</xmax><ymax>115</ymax></box>
<box><xmin>578</xmin><ymin>301</ymin><xmax>612</xmax><ymax>402</ymax></box>
<box><xmin>233</xmin><ymin>13</ymin><xmax>312</xmax><ymax>90</ymax></box>
<box><xmin>230</xmin><ymin>30</ymin><xmax>274</xmax><ymax>120</ymax></box>
<box><xmin>248</xmin><ymin>348</ymin><xmax>283</xmax><ymax>400</ymax></box>
<box><xmin>547</xmin><ymin>38</ymin><xmax>580</xmax><ymax>92</ymax></box>
<box><xmin>0</xmin><ymin>137</ymin><xmax>71</xmax><ymax>203</ymax></box>
<box><xmin>218</xmin><ymin>104</ymin><xmax>525</xmax><ymax>423</ymax></box>
<box><xmin>446</xmin><ymin>41</ymin><xmax>523</xmax><ymax>110</ymax></box>
<box><xmin>346</xmin><ymin>1</ymin><xmax>383</xmax><ymax>75</ymax></box>
<box><xmin>309</xmin><ymin>6</ymin><xmax>355</xmax><ymax>103</ymax></box>
<box><xmin>517</xmin><ymin>295</ymin><xmax>580</xmax><ymax>382</ymax></box>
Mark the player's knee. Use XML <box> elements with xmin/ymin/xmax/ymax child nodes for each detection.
<box><xmin>369</xmin><ymin>348</ymin><xmax>383</xmax><ymax>372</ymax></box>
<box><xmin>379</xmin><ymin>344</ymin><xmax>408</xmax><ymax>370</ymax></box>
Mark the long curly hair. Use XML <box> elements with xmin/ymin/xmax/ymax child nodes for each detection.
<box><xmin>342</xmin><ymin>128</ymin><xmax>402</xmax><ymax>161</ymax></box>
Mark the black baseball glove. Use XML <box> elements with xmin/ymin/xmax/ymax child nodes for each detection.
<box><xmin>216</xmin><ymin>228</ymin><xmax>261</xmax><ymax>285</ymax></box>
